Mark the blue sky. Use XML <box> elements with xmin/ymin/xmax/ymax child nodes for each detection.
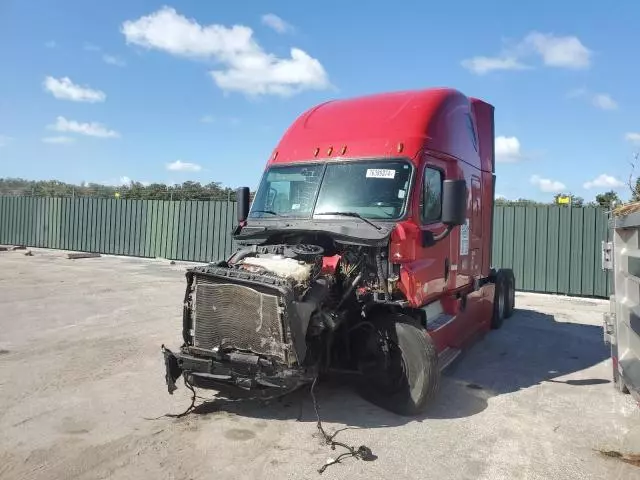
<box><xmin>1</xmin><ymin>0</ymin><xmax>639</xmax><ymax>202</ymax></box>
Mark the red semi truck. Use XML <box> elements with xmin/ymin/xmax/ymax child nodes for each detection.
<box><xmin>162</xmin><ymin>87</ymin><xmax>516</xmax><ymax>416</ymax></box>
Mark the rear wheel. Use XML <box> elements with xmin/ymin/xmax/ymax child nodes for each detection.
<box><xmin>491</xmin><ymin>274</ymin><xmax>506</xmax><ymax>329</ymax></box>
<box><xmin>356</xmin><ymin>313</ymin><xmax>439</xmax><ymax>416</ymax></box>
<box><xmin>503</xmin><ymin>269</ymin><xmax>515</xmax><ymax>319</ymax></box>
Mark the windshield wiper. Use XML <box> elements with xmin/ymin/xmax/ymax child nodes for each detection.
<box><xmin>252</xmin><ymin>210</ymin><xmax>284</xmax><ymax>217</ymax></box>
<box><xmin>315</xmin><ymin>211</ymin><xmax>382</xmax><ymax>230</ymax></box>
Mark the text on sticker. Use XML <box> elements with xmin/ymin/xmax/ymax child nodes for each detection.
<box><xmin>366</xmin><ymin>169</ymin><xmax>396</xmax><ymax>179</ymax></box>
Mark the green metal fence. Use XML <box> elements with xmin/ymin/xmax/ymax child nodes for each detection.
<box><xmin>0</xmin><ymin>196</ymin><xmax>238</xmax><ymax>263</ymax></box>
<box><xmin>0</xmin><ymin>197</ymin><xmax>610</xmax><ymax>298</ymax></box>
<box><xmin>492</xmin><ymin>205</ymin><xmax>610</xmax><ymax>298</ymax></box>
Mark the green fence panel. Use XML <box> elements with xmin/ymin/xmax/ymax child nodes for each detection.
<box><xmin>557</xmin><ymin>207</ymin><xmax>572</xmax><ymax>295</ymax></box>
<box><xmin>569</xmin><ymin>207</ymin><xmax>584</xmax><ymax>296</ymax></box>
<box><xmin>522</xmin><ymin>207</ymin><xmax>537</xmax><ymax>291</ymax></box>
<box><xmin>533</xmin><ymin>207</ymin><xmax>548</xmax><ymax>293</ymax></box>
<box><xmin>581</xmin><ymin>208</ymin><xmax>597</xmax><ymax>297</ymax></box>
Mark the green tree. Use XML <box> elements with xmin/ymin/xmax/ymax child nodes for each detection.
<box><xmin>595</xmin><ymin>190</ymin><xmax>621</xmax><ymax>209</ymax></box>
<box><xmin>0</xmin><ymin>177</ymin><xmax>239</xmax><ymax>200</ymax></box>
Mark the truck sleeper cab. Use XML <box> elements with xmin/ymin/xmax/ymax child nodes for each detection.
<box><xmin>163</xmin><ymin>87</ymin><xmax>516</xmax><ymax>416</ymax></box>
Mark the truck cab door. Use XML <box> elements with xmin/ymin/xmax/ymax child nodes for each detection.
<box><xmin>411</xmin><ymin>159</ymin><xmax>451</xmax><ymax>305</ymax></box>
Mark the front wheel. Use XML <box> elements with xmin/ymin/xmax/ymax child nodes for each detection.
<box><xmin>355</xmin><ymin>313</ymin><xmax>440</xmax><ymax>416</ymax></box>
<box><xmin>503</xmin><ymin>269</ymin><xmax>515</xmax><ymax>319</ymax></box>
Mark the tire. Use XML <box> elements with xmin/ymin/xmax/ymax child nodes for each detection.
<box><xmin>491</xmin><ymin>273</ymin><xmax>506</xmax><ymax>329</ymax></box>
<box><xmin>356</xmin><ymin>313</ymin><xmax>439</xmax><ymax>416</ymax></box>
<box><xmin>503</xmin><ymin>269</ymin><xmax>515</xmax><ymax>319</ymax></box>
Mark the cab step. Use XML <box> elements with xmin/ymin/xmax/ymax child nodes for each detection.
<box><xmin>427</xmin><ymin>313</ymin><xmax>455</xmax><ymax>332</ymax></box>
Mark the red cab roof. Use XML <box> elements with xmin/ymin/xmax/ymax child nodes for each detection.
<box><xmin>269</xmin><ymin>87</ymin><xmax>494</xmax><ymax>173</ymax></box>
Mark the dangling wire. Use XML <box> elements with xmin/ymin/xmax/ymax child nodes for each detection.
<box><xmin>309</xmin><ymin>376</ymin><xmax>376</xmax><ymax>474</ymax></box>
<box><xmin>143</xmin><ymin>373</ymin><xmax>197</xmax><ymax>420</ymax></box>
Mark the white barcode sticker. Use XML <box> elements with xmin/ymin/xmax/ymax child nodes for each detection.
<box><xmin>366</xmin><ymin>169</ymin><xmax>396</xmax><ymax>179</ymax></box>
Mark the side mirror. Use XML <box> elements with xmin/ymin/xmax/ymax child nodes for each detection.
<box><xmin>441</xmin><ymin>179</ymin><xmax>467</xmax><ymax>226</ymax></box>
<box><xmin>236</xmin><ymin>187</ymin><xmax>250</xmax><ymax>222</ymax></box>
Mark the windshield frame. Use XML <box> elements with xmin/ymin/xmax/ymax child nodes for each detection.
<box><xmin>248</xmin><ymin>157</ymin><xmax>416</xmax><ymax>223</ymax></box>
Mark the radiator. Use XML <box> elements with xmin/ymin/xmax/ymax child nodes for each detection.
<box><xmin>192</xmin><ymin>276</ymin><xmax>287</xmax><ymax>360</ymax></box>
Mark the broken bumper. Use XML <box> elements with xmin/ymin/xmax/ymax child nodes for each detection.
<box><xmin>162</xmin><ymin>345</ymin><xmax>313</xmax><ymax>398</ymax></box>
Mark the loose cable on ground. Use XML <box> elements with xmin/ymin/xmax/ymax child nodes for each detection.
<box><xmin>143</xmin><ymin>373</ymin><xmax>197</xmax><ymax>420</ymax></box>
<box><xmin>309</xmin><ymin>376</ymin><xmax>376</xmax><ymax>474</ymax></box>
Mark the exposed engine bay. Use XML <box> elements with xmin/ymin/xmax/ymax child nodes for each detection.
<box><xmin>163</xmin><ymin>233</ymin><xmax>404</xmax><ymax>398</ymax></box>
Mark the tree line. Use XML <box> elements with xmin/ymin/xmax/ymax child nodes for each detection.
<box><xmin>0</xmin><ymin>178</ymin><xmax>239</xmax><ymax>201</ymax></box>
<box><xmin>496</xmin><ymin>191</ymin><xmax>622</xmax><ymax>209</ymax></box>
<box><xmin>0</xmin><ymin>177</ymin><xmax>625</xmax><ymax>209</ymax></box>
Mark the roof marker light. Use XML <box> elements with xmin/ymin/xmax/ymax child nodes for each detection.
<box><xmin>397</xmin><ymin>142</ymin><xmax>404</xmax><ymax>153</ymax></box>
<box><xmin>314</xmin><ymin>147</ymin><xmax>320</xmax><ymax>157</ymax></box>
<box><xmin>341</xmin><ymin>145</ymin><xmax>347</xmax><ymax>155</ymax></box>
<box><xmin>273</xmin><ymin>151</ymin><xmax>278</xmax><ymax>161</ymax></box>
<box><xmin>327</xmin><ymin>146</ymin><xmax>333</xmax><ymax>156</ymax></box>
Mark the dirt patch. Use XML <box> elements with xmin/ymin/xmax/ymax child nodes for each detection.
<box><xmin>598</xmin><ymin>450</ymin><xmax>640</xmax><ymax>467</ymax></box>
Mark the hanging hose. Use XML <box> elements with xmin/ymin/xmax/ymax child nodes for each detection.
<box><xmin>310</xmin><ymin>376</ymin><xmax>377</xmax><ymax>474</ymax></box>
<box><xmin>376</xmin><ymin>249</ymin><xmax>389</xmax><ymax>299</ymax></box>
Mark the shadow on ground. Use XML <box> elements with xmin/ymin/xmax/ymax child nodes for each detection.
<box><xmin>165</xmin><ymin>307</ymin><xmax>609</xmax><ymax>428</ymax></box>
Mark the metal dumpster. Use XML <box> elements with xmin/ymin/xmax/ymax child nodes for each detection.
<box><xmin>603</xmin><ymin>205</ymin><xmax>640</xmax><ymax>401</ymax></box>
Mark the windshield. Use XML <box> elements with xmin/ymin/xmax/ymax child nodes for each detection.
<box><xmin>249</xmin><ymin>159</ymin><xmax>412</xmax><ymax>220</ymax></box>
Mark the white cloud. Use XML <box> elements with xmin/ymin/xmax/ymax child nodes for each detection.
<box><xmin>261</xmin><ymin>13</ymin><xmax>294</xmax><ymax>34</ymax></box>
<box><xmin>103</xmin><ymin>54</ymin><xmax>126</xmax><ymax>67</ymax></box>
<box><xmin>200</xmin><ymin>114</ymin><xmax>215</xmax><ymax>123</ymax></box>
<box><xmin>166</xmin><ymin>160</ymin><xmax>202</xmax><ymax>172</ymax></box>
<box><xmin>44</xmin><ymin>40</ymin><xmax>57</xmax><ymax>48</ymax></box>
<box><xmin>495</xmin><ymin>136</ymin><xmax>523</xmax><ymax>162</ymax></box>
<box><xmin>121</xmin><ymin>7</ymin><xmax>330</xmax><ymax>96</ymax></box>
<box><xmin>461</xmin><ymin>56</ymin><xmax>528</xmax><ymax>75</ymax></box>
<box><xmin>462</xmin><ymin>31</ymin><xmax>592</xmax><ymax>75</ymax></box>
<box><xmin>0</xmin><ymin>135</ymin><xmax>13</xmax><ymax>147</ymax></box>
<box><xmin>42</xmin><ymin>136</ymin><xmax>75</xmax><ymax>144</ymax></box>
<box><xmin>43</xmin><ymin>76</ymin><xmax>106</xmax><ymax>103</ymax></box>
<box><xmin>495</xmin><ymin>193</ymin><xmax>507</xmax><ymax>200</ymax></box>
<box><xmin>523</xmin><ymin>32</ymin><xmax>591</xmax><ymax>69</ymax></box>
<box><xmin>583</xmin><ymin>174</ymin><xmax>624</xmax><ymax>189</ymax></box>
<box><xmin>591</xmin><ymin>93</ymin><xmax>618</xmax><ymax>110</ymax></box>
<box><xmin>48</xmin><ymin>116</ymin><xmax>120</xmax><ymax>138</ymax></box>
<box><xmin>568</xmin><ymin>88</ymin><xmax>618</xmax><ymax>110</ymax></box>
<box><xmin>530</xmin><ymin>174</ymin><xmax>566</xmax><ymax>193</ymax></box>
<box><xmin>625</xmin><ymin>132</ymin><xmax>640</xmax><ymax>144</ymax></box>
<box><xmin>84</xmin><ymin>43</ymin><xmax>101</xmax><ymax>52</ymax></box>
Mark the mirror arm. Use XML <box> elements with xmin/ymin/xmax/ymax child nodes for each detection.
<box><xmin>421</xmin><ymin>225</ymin><xmax>455</xmax><ymax>248</ymax></box>
<box><xmin>433</xmin><ymin>225</ymin><xmax>454</xmax><ymax>242</ymax></box>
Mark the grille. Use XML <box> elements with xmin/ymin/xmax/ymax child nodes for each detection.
<box><xmin>192</xmin><ymin>277</ymin><xmax>286</xmax><ymax>359</ymax></box>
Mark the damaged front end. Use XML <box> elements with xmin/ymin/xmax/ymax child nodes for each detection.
<box><xmin>163</xmin><ymin>244</ymin><xmax>335</xmax><ymax>399</ymax></box>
